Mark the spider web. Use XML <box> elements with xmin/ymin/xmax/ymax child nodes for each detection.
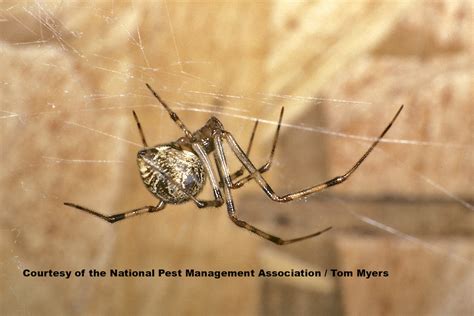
<box><xmin>0</xmin><ymin>1</ymin><xmax>472</xmax><ymax>315</ymax></box>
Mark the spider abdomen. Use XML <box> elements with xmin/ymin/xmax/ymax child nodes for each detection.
<box><xmin>137</xmin><ymin>145</ymin><xmax>206</xmax><ymax>204</ymax></box>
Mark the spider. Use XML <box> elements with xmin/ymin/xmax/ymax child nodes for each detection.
<box><xmin>64</xmin><ymin>84</ymin><xmax>403</xmax><ymax>245</ymax></box>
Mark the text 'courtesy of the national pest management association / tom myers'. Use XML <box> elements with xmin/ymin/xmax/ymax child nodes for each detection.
<box><xmin>22</xmin><ymin>268</ymin><xmax>389</xmax><ymax>279</ymax></box>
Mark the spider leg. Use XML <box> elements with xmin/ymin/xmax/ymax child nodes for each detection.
<box><xmin>65</xmin><ymin>155</ymin><xmax>222</xmax><ymax>223</ymax></box>
<box><xmin>132</xmin><ymin>110</ymin><xmax>148</xmax><ymax>147</ymax></box>
<box><xmin>145</xmin><ymin>83</ymin><xmax>193</xmax><ymax>139</ymax></box>
<box><xmin>222</xmin><ymin>105</ymin><xmax>403</xmax><ymax>202</ymax></box>
<box><xmin>63</xmin><ymin>201</ymin><xmax>166</xmax><ymax>223</ymax></box>
<box><xmin>230</xmin><ymin>217</ymin><xmax>332</xmax><ymax>245</ymax></box>
<box><xmin>213</xmin><ymin>132</ymin><xmax>331</xmax><ymax>245</ymax></box>
<box><xmin>226</xmin><ymin>118</ymin><xmax>259</xmax><ymax>182</ymax></box>
<box><xmin>191</xmin><ymin>143</ymin><xmax>224</xmax><ymax>208</ymax></box>
<box><xmin>226</xmin><ymin>107</ymin><xmax>284</xmax><ymax>189</ymax></box>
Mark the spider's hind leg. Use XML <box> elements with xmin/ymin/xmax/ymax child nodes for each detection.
<box><xmin>229</xmin><ymin>214</ymin><xmax>332</xmax><ymax>245</ymax></box>
<box><xmin>64</xmin><ymin>201</ymin><xmax>166</xmax><ymax>223</ymax></box>
<box><xmin>213</xmin><ymin>131</ymin><xmax>331</xmax><ymax>245</ymax></box>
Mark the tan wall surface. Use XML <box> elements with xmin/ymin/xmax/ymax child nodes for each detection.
<box><xmin>1</xmin><ymin>1</ymin><xmax>472</xmax><ymax>315</ymax></box>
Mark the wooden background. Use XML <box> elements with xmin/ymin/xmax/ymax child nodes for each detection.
<box><xmin>1</xmin><ymin>1</ymin><xmax>472</xmax><ymax>315</ymax></box>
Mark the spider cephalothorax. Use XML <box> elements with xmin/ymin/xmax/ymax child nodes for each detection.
<box><xmin>65</xmin><ymin>83</ymin><xmax>403</xmax><ymax>245</ymax></box>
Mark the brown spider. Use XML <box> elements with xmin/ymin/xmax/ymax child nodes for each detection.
<box><xmin>64</xmin><ymin>84</ymin><xmax>403</xmax><ymax>245</ymax></box>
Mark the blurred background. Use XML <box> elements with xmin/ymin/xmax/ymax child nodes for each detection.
<box><xmin>0</xmin><ymin>1</ymin><xmax>472</xmax><ymax>315</ymax></box>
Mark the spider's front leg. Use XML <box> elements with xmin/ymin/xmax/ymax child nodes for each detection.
<box><xmin>190</xmin><ymin>143</ymin><xmax>224</xmax><ymax>208</ymax></box>
<box><xmin>225</xmin><ymin>107</ymin><xmax>285</xmax><ymax>190</ymax></box>
<box><xmin>213</xmin><ymin>132</ymin><xmax>331</xmax><ymax>245</ymax></box>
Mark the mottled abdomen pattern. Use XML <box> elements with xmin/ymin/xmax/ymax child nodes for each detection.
<box><xmin>137</xmin><ymin>145</ymin><xmax>206</xmax><ymax>204</ymax></box>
